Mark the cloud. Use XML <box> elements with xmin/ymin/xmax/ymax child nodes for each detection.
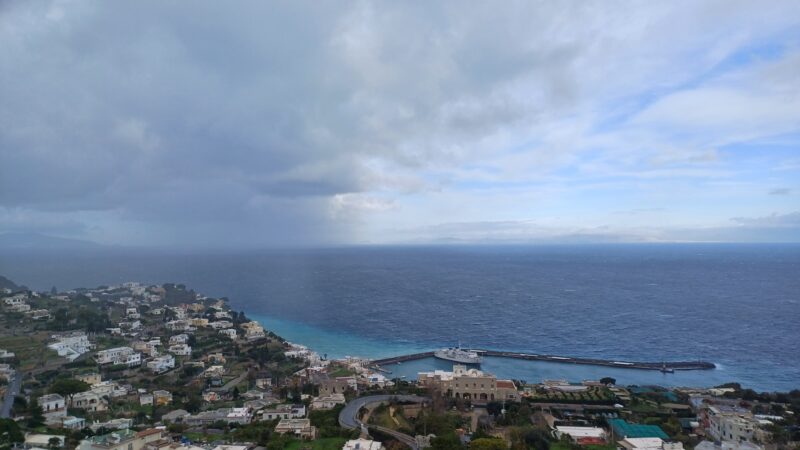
<box><xmin>769</xmin><ymin>188</ymin><xmax>791</xmax><ymax>196</ymax></box>
<box><xmin>1</xmin><ymin>1</ymin><xmax>799</xmax><ymax>245</ymax></box>
<box><xmin>731</xmin><ymin>211</ymin><xmax>800</xmax><ymax>227</ymax></box>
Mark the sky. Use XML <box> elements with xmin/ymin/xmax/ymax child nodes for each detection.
<box><xmin>1</xmin><ymin>1</ymin><xmax>799</xmax><ymax>247</ymax></box>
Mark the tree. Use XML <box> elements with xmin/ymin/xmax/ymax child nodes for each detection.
<box><xmin>27</xmin><ymin>397</ymin><xmax>45</xmax><ymax>428</ymax></box>
<box><xmin>0</xmin><ymin>418</ymin><xmax>24</xmax><ymax>448</ymax></box>
<box><xmin>51</xmin><ymin>308</ymin><xmax>70</xmax><ymax>331</ymax></box>
<box><xmin>600</xmin><ymin>377</ymin><xmax>616</xmax><ymax>385</ymax></box>
<box><xmin>523</xmin><ymin>428</ymin><xmax>551</xmax><ymax>450</ymax></box>
<box><xmin>51</xmin><ymin>379</ymin><xmax>90</xmax><ymax>401</ymax></box>
<box><xmin>232</xmin><ymin>386</ymin><xmax>240</xmax><ymax>400</ymax></box>
<box><xmin>469</xmin><ymin>438</ymin><xmax>507</xmax><ymax>450</ymax></box>
<box><xmin>47</xmin><ymin>437</ymin><xmax>62</xmax><ymax>450</ymax></box>
<box><xmin>430</xmin><ymin>433</ymin><xmax>464</xmax><ymax>450</ymax></box>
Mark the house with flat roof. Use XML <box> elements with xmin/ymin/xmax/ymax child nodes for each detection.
<box><xmin>617</xmin><ymin>438</ymin><xmax>684</xmax><ymax>450</ymax></box>
<box><xmin>48</xmin><ymin>333</ymin><xmax>93</xmax><ymax>362</ymax></box>
<box><xmin>39</xmin><ymin>393</ymin><xmax>67</xmax><ymax>423</ymax></box>
<box><xmin>70</xmin><ymin>391</ymin><xmax>108</xmax><ymax>412</ymax></box>
<box><xmin>554</xmin><ymin>426</ymin><xmax>606</xmax><ymax>442</ymax></box>
<box><xmin>25</xmin><ymin>434</ymin><xmax>65</xmax><ymax>449</ymax></box>
<box><xmin>96</xmin><ymin>347</ymin><xmax>141</xmax><ymax>367</ymax></box>
<box><xmin>258</xmin><ymin>404</ymin><xmax>306</xmax><ymax>421</ymax></box>
<box><xmin>311</xmin><ymin>393</ymin><xmax>346</xmax><ymax>410</ymax></box>
<box><xmin>146</xmin><ymin>355</ymin><xmax>175</xmax><ymax>373</ymax></box>
<box><xmin>704</xmin><ymin>406</ymin><xmax>761</xmax><ymax>444</ymax></box>
<box><xmin>275</xmin><ymin>418</ymin><xmax>317</xmax><ymax>439</ymax></box>
<box><xmin>78</xmin><ymin>429</ymin><xmax>164</xmax><ymax>450</ymax></box>
<box><xmin>343</xmin><ymin>439</ymin><xmax>384</xmax><ymax>450</ymax></box>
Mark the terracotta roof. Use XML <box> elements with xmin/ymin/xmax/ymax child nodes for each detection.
<box><xmin>577</xmin><ymin>437</ymin><xmax>606</xmax><ymax>446</ymax></box>
<box><xmin>496</xmin><ymin>380</ymin><xmax>516</xmax><ymax>389</ymax></box>
<box><xmin>136</xmin><ymin>429</ymin><xmax>162</xmax><ymax>438</ymax></box>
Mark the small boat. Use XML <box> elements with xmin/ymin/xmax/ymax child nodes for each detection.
<box><xmin>660</xmin><ymin>363</ymin><xmax>674</xmax><ymax>373</ymax></box>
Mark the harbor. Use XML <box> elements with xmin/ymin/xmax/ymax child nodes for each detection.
<box><xmin>371</xmin><ymin>349</ymin><xmax>716</xmax><ymax>372</ymax></box>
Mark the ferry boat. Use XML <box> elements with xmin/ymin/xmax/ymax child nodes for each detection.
<box><xmin>434</xmin><ymin>345</ymin><xmax>482</xmax><ymax>364</ymax></box>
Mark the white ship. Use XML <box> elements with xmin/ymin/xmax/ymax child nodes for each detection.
<box><xmin>434</xmin><ymin>345</ymin><xmax>482</xmax><ymax>364</ymax></box>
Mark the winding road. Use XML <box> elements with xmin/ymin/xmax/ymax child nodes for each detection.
<box><xmin>339</xmin><ymin>395</ymin><xmax>429</xmax><ymax>449</ymax></box>
<box><xmin>1</xmin><ymin>372</ymin><xmax>22</xmax><ymax>418</ymax></box>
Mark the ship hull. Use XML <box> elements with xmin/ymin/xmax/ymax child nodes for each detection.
<box><xmin>434</xmin><ymin>350</ymin><xmax>482</xmax><ymax>364</ymax></box>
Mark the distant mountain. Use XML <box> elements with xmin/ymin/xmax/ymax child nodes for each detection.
<box><xmin>0</xmin><ymin>275</ymin><xmax>27</xmax><ymax>292</ymax></box>
<box><xmin>0</xmin><ymin>232</ymin><xmax>105</xmax><ymax>251</ymax></box>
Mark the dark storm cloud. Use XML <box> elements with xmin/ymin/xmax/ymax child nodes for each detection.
<box><xmin>0</xmin><ymin>1</ymin><xmax>589</xmax><ymax>245</ymax></box>
<box><xmin>2</xmin><ymin>1</ymin><xmax>798</xmax><ymax>245</ymax></box>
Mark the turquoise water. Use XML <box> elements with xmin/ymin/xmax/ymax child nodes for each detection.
<box><xmin>252</xmin><ymin>313</ymin><xmax>739</xmax><ymax>388</ymax></box>
<box><xmin>250</xmin><ymin>313</ymin><xmax>429</xmax><ymax>359</ymax></box>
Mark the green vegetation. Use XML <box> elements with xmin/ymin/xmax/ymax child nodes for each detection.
<box><xmin>369</xmin><ymin>403</ymin><xmax>413</xmax><ymax>433</ymax></box>
<box><xmin>526</xmin><ymin>386</ymin><xmax>615</xmax><ymax>404</ymax></box>
<box><xmin>469</xmin><ymin>438</ymin><xmax>507</xmax><ymax>450</ymax></box>
<box><xmin>327</xmin><ymin>367</ymin><xmax>355</xmax><ymax>378</ymax></box>
<box><xmin>0</xmin><ymin>334</ymin><xmax>59</xmax><ymax>371</ymax></box>
<box><xmin>0</xmin><ymin>418</ymin><xmax>24</xmax><ymax>448</ymax></box>
<box><xmin>50</xmin><ymin>378</ymin><xmax>90</xmax><ymax>398</ymax></box>
<box><xmin>283</xmin><ymin>438</ymin><xmax>349</xmax><ymax>450</ymax></box>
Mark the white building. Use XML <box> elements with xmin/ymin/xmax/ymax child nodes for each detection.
<box><xmin>25</xmin><ymin>434</ymin><xmax>65</xmax><ymax>449</ymax></box>
<box><xmin>209</xmin><ymin>321</ymin><xmax>233</xmax><ymax>330</ymax></box>
<box><xmin>169</xmin><ymin>334</ymin><xmax>189</xmax><ymax>345</ymax></box>
<box><xmin>695</xmin><ymin>441</ymin><xmax>763</xmax><ymax>450</ymax></box>
<box><xmin>39</xmin><ymin>393</ymin><xmax>67</xmax><ymax>423</ymax></box>
<box><xmin>219</xmin><ymin>329</ymin><xmax>237</xmax><ymax>339</ymax></box>
<box><xmin>48</xmin><ymin>333</ymin><xmax>94</xmax><ymax>362</ymax></box>
<box><xmin>311</xmin><ymin>393</ymin><xmax>346</xmax><ymax>410</ymax></box>
<box><xmin>706</xmin><ymin>406</ymin><xmax>760</xmax><ymax>443</ymax></box>
<box><xmin>364</xmin><ymin>372</ymin><xmax>393</xmax><ymax>388</ymax></box>
<box><xmin>8</xmin><ymin>303</ymin><xmax>31</xmax><ymax>312</ymax></box>
<box><xmin>3</xmin><ymin>294</ymin><xmax>27</xmax><ymax>306</ymax></box>
<box><xmin>96</xmin><ymin>347</ymin><xmax>141</xmax><ymax>366</ymax></box>
<box><xmin>554</xmin><ymin>426</ymin><xmax>606</xmax><ymax>442</ymax></box>
<box><xmin>274</xmin><ymin>418</ymin><xmax>317</xmax><ymax>439</ymax></box>
<box><xmin>343</xmin><ymin>439</ymin><xmax>384</xmax><ymax>450</ymax></box>
<box><xmin>78</xmin><ymin>428</ymin><xmax>164</xmax><ymax>450</ymax></box>
<box><xmin>89</xmin><ymin>418</ymin><xmax>133</xmax><ymax>433</ymax></box>
<box><xmin>146</xmin><ymin>355</ymin><xmax>175</xmax><ymax>373</ymax></box>
<box><xmin>70</xmin><ymin>391</ymin><xmax>108</xmax><ymax>412</ymax></box>
<box><xmin>259</xmin><ymin>404</ymin><xmax>306</xmax><ymax>421</ymax></box>
<box><xmin>168</xmin><ymin>344</ymin><xmax>192</xmax><ymax>356</ymax></box>
<box><xmin>618</xmin><ymin>438</ymin><xmax>684</xmax><ymax>450</ymax></box>
<box><xmin>90</xmin><ymin>381</ymin><xmax>128</xmax><ymax>398</ymax></box>
<box><xmin>225</xmin><ymin>407</ymin><xmax>252</xmax><ymax>425</ymax></box>
<box><xmin>140</xmin><ymin>393</ymin><xmax>154</xmax><ymax>406</ymax></box>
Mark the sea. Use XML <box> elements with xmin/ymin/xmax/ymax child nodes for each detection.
<box><xmin>1</xmin><ymin>244</ymin><xmax>798</xmax><ymax>392</ymax></box>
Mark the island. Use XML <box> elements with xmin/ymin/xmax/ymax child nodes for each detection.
<box><xmin>1</xmin><ymin>277</ymin><xmax>797</xmax><ymax>450</ymax></box>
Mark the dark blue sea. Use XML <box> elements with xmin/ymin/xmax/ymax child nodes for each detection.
<box><xmin>2</xmin><ymin>244</ymin><xmax>798</xmax><ymax>391</ymax></box>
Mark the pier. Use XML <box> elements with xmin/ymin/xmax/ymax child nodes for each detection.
<box><xmin>371</xmin><ymin>350</ymin><xmax>715</xmax><ymax>371</ymax></box>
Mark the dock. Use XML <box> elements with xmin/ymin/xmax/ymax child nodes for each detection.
<box><xmin>371</xmin><ymin>350</ymin><xmax>715</xmax><ymax>371</ymax></box>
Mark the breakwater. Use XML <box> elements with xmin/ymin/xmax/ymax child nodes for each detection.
<box><xmin>372</xmin><ymin>350</ymin><xmax>715</xmax><ymax>371</ymax></box>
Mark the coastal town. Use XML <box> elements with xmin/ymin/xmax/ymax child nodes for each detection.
<box><xmin>0</xmin><ymin>276</ymin><xmax>797</xmax><ymax>450</ymax></box>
